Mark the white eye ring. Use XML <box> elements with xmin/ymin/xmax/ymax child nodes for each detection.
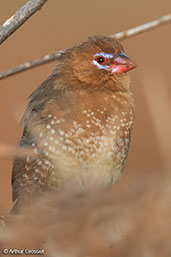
<box><xmin>92</xmin><ymin>60</ymin><xmax>110</xmax><ymax>71</ymax></box>
<box><xmin>93</xmin><ymin>52</ymin><xmax>114</xmax><ymax>59</ymax></box>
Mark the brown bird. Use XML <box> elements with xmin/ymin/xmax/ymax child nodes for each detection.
<box><xmin>11</xmin><ymin>35</ymin><xmax>136</xmax><ymax>212</ymax></box>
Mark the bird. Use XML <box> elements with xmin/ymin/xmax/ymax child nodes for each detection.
<box><xmin>11</xmin><ymin>35</ymin><xmax>136</xmax><ymax>213</ymax></box>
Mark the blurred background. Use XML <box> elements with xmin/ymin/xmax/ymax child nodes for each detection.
<box><xmin>0</xmin><ymin>0</ymin><xmax>170</xmax><ymax>212</ymax></box>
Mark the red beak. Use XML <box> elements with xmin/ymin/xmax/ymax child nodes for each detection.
<box><xmin>110</xmin><ymin>52</ymin><xmax>136</xmax><ymax>74</ymax></box>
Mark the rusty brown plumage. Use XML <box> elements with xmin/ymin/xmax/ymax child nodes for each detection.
<box><xmin>11</xmin><ymin>35</ymin><xmax>136</xmax><ymax>213</ymax></box>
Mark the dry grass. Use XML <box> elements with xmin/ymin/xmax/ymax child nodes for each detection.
<box><xmin>0</xmin><ymin>144</ymin><xmax>37</xmax><ymax>160</ymax></box>
<box><xmin>0</xmin><ymin>171</ymin><xmax>171</xmax><ymax>257</ymax></box>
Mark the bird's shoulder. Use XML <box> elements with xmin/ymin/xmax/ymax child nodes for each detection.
<box><xmin>21</xmin><ymin>65</ymin><xmax>76</xmax><ymax>128</ymax></box>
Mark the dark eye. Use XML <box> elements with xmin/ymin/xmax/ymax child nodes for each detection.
<box><xmin>96</xmin><ymin>56</ymin><xmax>106</xmax><ymax>64</ymax></box>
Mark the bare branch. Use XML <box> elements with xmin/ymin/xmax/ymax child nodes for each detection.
<box><xmin>0</xmin><ymin>0</ymin><xmax>47</xmax><ymax>45</ymax></box>
<box><xmin>0</xmin><ymin>14</ymin><xmax>171</xmax><ymax>80</ymax></box>
<box><xmin>112</xmin><ymin>14</ymin><xmax>171</xmax><ymax>40</ymax></box>
<box><xmin>0</xmin><ymin>51</ymin><xmax>65</xmax><ymax>80</ymax></box>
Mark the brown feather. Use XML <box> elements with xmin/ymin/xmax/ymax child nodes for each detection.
<box><xmin>11</xmin><ymin>35</ymin><xmax>135</xmax><ymax>213</ymax></box>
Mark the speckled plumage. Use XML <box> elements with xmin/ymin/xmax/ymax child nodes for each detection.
<box><xmin>11</xmin><ymin>35</ymin><xmax>136</xmax><ymax>212</ymax></box>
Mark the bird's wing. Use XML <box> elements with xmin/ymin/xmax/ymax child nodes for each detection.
<box><xmin>11</xmin><ymin>66</ymin><xmax>74</xmax><ymax>204</ymax></box>
<box><xmin>11</xmin><ymin>128</ymin><xmax>39</xmax><ymax>202</ymax></box>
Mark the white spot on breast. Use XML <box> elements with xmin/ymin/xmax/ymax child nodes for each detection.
<box><xmin>122</xmin><ymin>112</ymin><xmax>127</xmax><ymax>115</ymax></box>
<box><xmin>34</xmin><ymin>168</ymin><xmax>40</xmax><ymax>173</ymax></box>
<box><xmin>38</xmin><ymin>180</ymin><xmax>44</xmax><ymax>185</ymax></box>
<box><xmin>51</xmin><ymin>129</ymin><xmax>55</xmax><ymax>134</ymax></box>
<box><xmin>49</xmin><ymin>146</ymin><xmax>55</xmax><ymax>152</ymax></box>
<box><xmin>55</xmin><ymin>140</ymin><xmax>59</xmax><ymax>145</ymax></box>
<box><xmin>65</xmin><ymin>139</ymin><xmax>72</xmax><ymax>145</ymax></box>
<box><xmin>22</xmin><ymin>173</ymin><xmax>29</xmax><ymax>179</ymax></box>
<box><xmin>125</xmin><ymin>138</ymin><xmax>129</xmax><ymax>144</ymax></box>
<box><xmin>51</xmin><ymin>120</ymin><xmax>55</xmax><ymax>125</ymax></box>
<box><xmin>45</xmin><ymin>151</ymin><xmax>49</xmax><ymax>156</ymax></box>
<box><xmin>37</xmin><ymin>160</ymin><xmax>42</xmax><ymax>165</ymax></box>
<box><xmin>34</xmin><ymin>148</ymin><xmax>38</xmax><ymax>154</ymax></box>
<box><xmin>118</xmin><ymin>138</ymin><xmax>124</xmax><ymax>146</ymax></box>
<box><xmin>40</xmin><ymin>172</ymin><xmax>46</xmax><ymax>178</ymax></box>
<box><xmin>68</xmin><ymin>146</ymin><xmax>75</xmax><ymax>154</ymax></box>
<box><xmin>86</xmin><ymin>124</ymin><xmax>91</xmax><ymax>128</ymax></box>
<box><xmin>62</xmin><ymin>145</ymin><xmax>67</xmax><ymax>150</ymax></box>
<box><xmin>26</xmin><ymin>156</ymin><xmax>31</xmax><ymax>163</ymax></box>
<box><xmin>58</xmin><ymin>130</ymin><xmax>65</xmax><ymax>136</ymax></box>
<box><xmin>25</xmin><ymin>165</ymin><xmax>30</xmax><ymax>171</ymax></box>
<box><xmin>45</xmin><ymin>160</ymin><xmax>50</xmax><ymax>165</ymax></box>
<box><xmin>32</xmin><ymin>174</ymin><xmax>38</xmax><ymax>181</ymax></box>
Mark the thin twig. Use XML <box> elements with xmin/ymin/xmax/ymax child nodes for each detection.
<box><xmin>0</xmin><ymin>0</ymin><xmax>47</xmax><ymax>45</ymax></box>
<box><xmin>0</xmin><ymin>14</ymin><xmax>171</xmax><ymax>80</ymax></box>
<box><xmin>0</xmin><ymin>51</ymin><xmax>65</xmax><ymax>80</ymax></box>
<box><xmin>112</xmin><ymin>14</ymin><xmax>171</xmax><ymax>40</ymax></box>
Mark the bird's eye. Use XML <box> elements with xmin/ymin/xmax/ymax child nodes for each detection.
<box><xmin>96</xmin><ymin>56</ymin><xmax>106</xmax><ymax>64</ymax></box>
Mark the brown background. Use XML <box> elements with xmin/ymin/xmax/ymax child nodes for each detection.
<box><xmin>0</xmin><ymin>0</ymin><xmax>171</xmax><ymax>212</ymax></box>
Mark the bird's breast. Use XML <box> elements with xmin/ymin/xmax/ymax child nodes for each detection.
<box><xmin>31</xmin><ymin>98</ymin><xmax>134</xmax><ymax>190</ymax></box>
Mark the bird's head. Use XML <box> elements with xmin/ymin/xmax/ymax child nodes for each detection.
<box><xmin>61</xmin><ymin>35</ymin><xmax>136</xmax><ymax>91</ymax></box>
